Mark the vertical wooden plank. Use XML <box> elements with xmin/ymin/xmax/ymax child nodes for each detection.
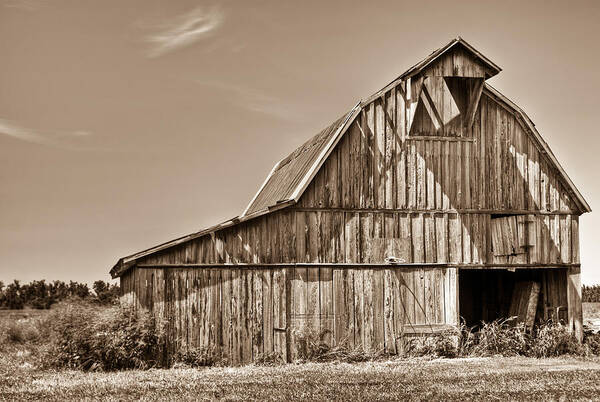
<box><xmin>402</xmin><ymin>268</ymin><xmax>416</xmax><ymax>330</ymax></box>
<box><xmin>426</xmin><ymin>140</ymin><xmax>435</xmax><ymax>209</ymax></box>
<box><xmin>442</xmin><ymin>140</ymin><xmax>451</xmax><ymax>209</ymax></box>
<box><xmin>210</xmin><ymin>269</ymin><xmax>222</xmax><ymax>354</ymax></box>
<box><xmin>549</xmin><ymin>215</ymin><xmax>560</xmax><ymax>263</ymax></box>
<box><xmin>424</xmin><ymin>268</ymin><xmax>436</xmax><ymax>324</ymax></box>
<box><xmin>398</xmin><ymin>213</ymin><xmax>411</xmax><ymax>263</ymax></box>
<box><xmin>396</xmin><ymin>90</ymin><xmax>407</xmax><ymax>208</ymax></box>
<box><xmin>449</xmin><ymin>213</ymin><xmax>462</xmax><ymax>263</ymax></box>
<box><xmin>384</xmin><ymin>268</ymin><xmax>396</xmax><ymax>354</ymax></box>
<box><xmin>560</xmin><ymin>215</ymin><xmax>571</xmax><ymax>263</ymax></box>
<box><xmin>424</xmin><ymin>213</ymin><xmax>436</xmax><ymax>263</ymax></box>
<box><xmin>230</xmin><ymin>269</ymin><xmax>240</xmax><ymax>365</ymax></box>
<box><xmin>353</xmin><ymin>268</ymin><xmax>364</xmax><ymax>348</ymax></box>
<box><xmin>434</xmin><ymin>140</ymin><xmax>442</xmax><ymax>209</ymax></box>
<box><xmin>221</xmin><ymin>269</ymin><xmax>231</xmax><ymax>362</ymax></box>
<box><xmin>478</xmin><ymin>98</ymin><xmax>486</xmax><ymax>209</ymax></box>
<box><xmin>307</xmin><ymin>267</ymin><xmax>320</xmax><ymax>334</ymax></box>
<box><xmin>253</xmin><ymin>269</ymin><xmax>263</xmax><ymax>360</ymax></box>
<box><xmin>375</xmin><ymin>99</ymin><xmax>385</xmax><ymax>208</ymax></box>
<box><xmin>456</xmin><ymin>139</ymin><xmax>463</xmax><ymax>208</ymax></box>
<box><xmin>414</xmin><ymin>266</ymin><xmax>426</xmax><ymax>325</ymax></box>
<box><xmin>351</xmin><ymin>120</ymin><xmax>363</xmax><ymax>209</ymax></box>
<box><xmin>411</xmin><ymin>213</ymin><xmax>424</xmax><ymax>263</ymax></box>
<box><xmin>341</xmin><ymin>125</ymin><xmax>351</xmax><ymax>208</ymax></box>
<box><xmin>333</xmin><ymin>268</ymin><xmax>345</xmax><ymax>346</ymax></box>
<box><xmin>360</xmin><ymin>213</ymin><xmax>374</xmax><ymax>263</ymax></box>
<box><xmin>362</xmin><ymin>267</ymin><xmax>374</xmax><ymax>351</ymax></box>
<box><xmin>436</xmin><ymin>213</ymin><xmax>448</xmax><ymax>262</ymax></box>
<box><xmin>572</xmin><ymin>216</ymin><xmax>580</xmax><ymax>264</ymax></box>
<box><xmin>308</xmin><ymin>212</ymin><xmax>320</xmax><ymax>263</ymax></box>
<box><xmin>365</xmin><ymin>104</ymin><xmax>375</xmax><ymax>208</ymax></box>
<box><xmin>262</xmin><ymin>269</ymin><xmax>273</xmax><ymax>355</ymax></box>
<box><xmin>385</xmin><ymin>90</ymin><xmax>396</xmax><ymax>209</ymax></box>
<box><xmin>434</xmin><ymin>268</ymin><xmax>444</xmax><ymax>324</ymax></box>
<box><xmin>290</xmin><ymin>266</ymin><xmax>307</xmax><ymax>360</ymax></box>
<box><xmin>529</xmin><ymin>142</ymin><xmax>540</xmax><ymax>209</ymax></box>
<box><xmin>272</xmin><ymin>268</ymin><xmax>287</xmax><ymax>361</ymax></box>
<box><xmin>392</xmin><ymin>268</ymin><xmax>404</xmax><ymax>353</ymax></box>
<box><xmin>240</xmin><ymin>269</ymin><xmax>252</xmax><ymax>363</ymax></box>
<box><xmin>416</xmin><ymin>141</ymin><xmax>426</xmax><ymax>208</ymax></box>
<box><xmin>327</xmin><ymin>146</ymin><xmax>340</xmax><ymax>207</ymax></box>
<box><xmin>320</xmin><ymin>266</ymin><xmax>334</xmax><ymax>346</ymax></box>
<box><xmin>567</xmin><ymin>267</ymin><xmax>583</xmax><ymax>341</ymax></box>
<box><xmin>296</xmin><ymin>211</ymin><xmax>308</xmax><ymax>263</ymax></box>
<box><xmin>372</xmin><ymin>268</ymin><xmax>385</xmax><ymax>351</ymax></box>
<box><xmin>446</xmin><ymin>267</ymin><xmax>458</xmax><ymax>325</ymax></box>
<box><xmin>408</xmin><ymin>141</ymin><xmax>417</xmax><ymax>208</ymax></box>
<box><xmin>345</xmin><ymin>211</ymin><xmax>360</xmax><ymax>263</ymax></box>
<box><xmin>462</xmin><ymin>214</ymin><xmax>472</xmax><ymax>264</ymax></box>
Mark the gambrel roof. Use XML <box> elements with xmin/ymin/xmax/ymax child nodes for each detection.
<box><xmin>110</xmin><ymin>38</ymin><xmax>590</xmax><ymax>278</ymax></box>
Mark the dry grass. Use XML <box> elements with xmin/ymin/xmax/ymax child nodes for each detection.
<box><xmin>2</xmin><ymin>356</ymin><xmax>600</xmax><ymax>400</ymax></box>
<box><xmin>2</xmin><ymin>304</ymin><xmax>600</xmax><ymax>399</ymax></box>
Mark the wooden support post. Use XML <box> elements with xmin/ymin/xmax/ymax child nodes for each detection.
<box><xmin>566</xmin><ymin>266</ymin><xmax>583</xmax><ymax>341</ymax></box>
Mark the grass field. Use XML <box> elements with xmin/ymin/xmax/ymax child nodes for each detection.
<box><xmin>2</xmin><ymin>357</ymin><xmax>600</xmax><ymax>400</ymax></box>
<box><xmin>2</xmin><ymin>304</ymin><xmax>600</xmax><ymax>400</ymax></box>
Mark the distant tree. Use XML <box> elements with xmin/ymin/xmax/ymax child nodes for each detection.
<box><xmin>93</xmin><ymin>280</ymin><xmax>120</xmax><ymax>305</ymax></box>
<box><xmin>0</xmin><ymin>279</ymin><xmax>120</xmax><ymax>309</ymax></box>
<box><xmin>68</xmin><ymin>280</ymin><xmax>90</xmax><ymax>299</ymax></box>
<box><xmin>583</xmin><ymin>285</ymin><xmax>600</xmax><ymax>303</ymax></box>
<box><xmin>22</xmin><ymin>279</ymin><xmax>52</xmax><ymax>309</ymax></box>
<box><xmin>4</xmin><ymin>280</ymin><xmax>24</xmax><ymax>309</ymax></box>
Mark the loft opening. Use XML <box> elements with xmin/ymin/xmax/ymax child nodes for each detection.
<box><xmin>408</xmin><ymin>76</ymin><xmax>484</xmax><ymax>137</ymax></box>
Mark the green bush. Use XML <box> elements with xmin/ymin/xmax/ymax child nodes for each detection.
<box><xmin>38</xmin><ymin>301</ymin><xmax>166</xmax><ymax>371</ymax></box>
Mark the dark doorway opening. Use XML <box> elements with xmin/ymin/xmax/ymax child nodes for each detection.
<box><xmin>458</xmin><ymin>268</ymin><xmax>568</xmax><ymax>328</ymax></box>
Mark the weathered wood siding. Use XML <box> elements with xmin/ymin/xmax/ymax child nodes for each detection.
<box><xmin>121</xmin><ymin>265</ymin><xmax>458</xmax><ymax>364</ymax></box>
<box><xmin>136</xmin><ymin>81</ymin><xmax>581</xmax><ymax>269</ymax></box>
<box><xmin>297</xmin><ymin>93</ymin><xmax>578</xmax><ymax>213</ymax></box>
<box><xmin>137</xmin><ymin>210</ymin><xmax>579</xmax><ymax>267</ymax></box>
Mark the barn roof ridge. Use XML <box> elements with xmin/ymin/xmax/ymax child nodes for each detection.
<box><xmin>110</xmin><ymin>38</ymin><xmax>588</xmax><ymax>278</ymax></box>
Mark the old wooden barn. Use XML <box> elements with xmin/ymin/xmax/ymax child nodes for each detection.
<box><xmin>111</xmin><ymin>38</ymin><xmax>591</xmax><ymax>364</ymax></box>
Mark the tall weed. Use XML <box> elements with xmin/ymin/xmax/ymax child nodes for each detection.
<box><xmin>38</xmin><ymin>301</ymin><xmax>166</xmax><ymax>371</ymax></box>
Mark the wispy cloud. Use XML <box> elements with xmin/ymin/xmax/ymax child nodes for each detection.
<box><xmin>2</xmin><ymin>0</ymin><xmax>44</xmax><ymax>11</ymax></box>
<box><xmin>0</xmin><ymin>118</ymin><xmax>94</xmax><ymax>150</ymax></box>
<box><xmin>146</xmin><ymin>6</ymin><xmax>224</xmax><ymax>58</ymax></box>
<box><xmin>195</xmin><ymin>80</ymin><xmax>297</xmax><ymax>120</ymax></box>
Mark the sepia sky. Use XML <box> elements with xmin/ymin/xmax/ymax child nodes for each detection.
<box><xmin>1</xmin><ymin>0</ymin><xmax>599</xmax><ymax>285</ymax></box>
